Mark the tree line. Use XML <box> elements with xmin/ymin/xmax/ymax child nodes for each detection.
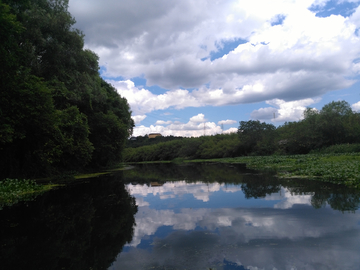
<box><xmin>124</xmin><ymin>100</ymin><xmax>360</xmax><ymax>162</ymax></box>
<box><xmin>126</xmin><ymin>135</ymin><xmax>183</xmax><ymax>148</ymax></box>
<box><xmin>0</xmin><ymin>0</ymin><xmax>134</xmax><ymax>178</ymax></box>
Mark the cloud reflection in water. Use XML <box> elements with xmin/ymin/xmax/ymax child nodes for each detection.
<box><xmin>111</xmin><ymin>180</ymin><xmax>360</xmax><ymax>270</ymax></box>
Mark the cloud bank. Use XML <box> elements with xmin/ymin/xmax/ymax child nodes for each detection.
<box><xmin>69</xmin><ymin>0</ymin><xmax>360</xmax><ymax>136</ymax></box>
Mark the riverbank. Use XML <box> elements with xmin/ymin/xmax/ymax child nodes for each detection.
<box><xmin>2</xmin><ymin>153</ymin><xmax>359</xmax><ymax>208</ymax></box>
<box><xmin>127</xmin><ymin>153</ymin><xmax>360</xmax><ymax>188</ymax></box>
<box><xmin>188</xmin><ymin>153</ymin><xmax>360</xmax><ymax>188</ymax></box>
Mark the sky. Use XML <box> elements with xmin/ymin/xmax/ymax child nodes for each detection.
<box><xmin>68</xmin><ymin>0</ymin><xmax>360</xmax><ymax>137</ymax></box>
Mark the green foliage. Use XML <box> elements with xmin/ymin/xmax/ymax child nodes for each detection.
<box><xmin>195</xmin><ymin>134</ymin><xmax>241</xmax><ymax>158</ymax></box>
<box><xmin>294</xmin><ymin>157</ymin><xmax>360</xmax><ymax>187</ymax></box>
<box><xmin>54</xmin><ymin>106</ymin><xmax>94</xmax><ymax>170</ymax></box>
<box><xmin>277</xmin><ymin>101</ymin><xmax>360</xmax><ymax>154</ymax></box>
<box><xmin>0</xmin><ymin>0</ymin><xmax>133</xmax><ymax>178</ymax></box>
<box><xmin>0</xmin><ymin>0</ymin><xmax>24</xmax><ymax>82</ymax></box>
<box><xmin>126</xmin><ymin>135</ymin><xmax>183</xmax><ymax>148</ymax></box>
<box><xmin>0</xmin><ymin>178</ymin><xmax>54</xmax><ymax>208</ymax></box>
<box><xmin>238</xmin><ymin>120</ymin><xmax>276</xmax><ymax>155</ymax></box>
<box><xmin>0</xmin><ymin>74</ymin><xmax>61</xmax><ymax>176</ymax></box>
<box><xmin>177</xmin><ymin>137</ymin><xmax>202</xmax><ymax>158</ymax></box>
<box><xmin>86</xmin><ymin>79</ymin><xmax>134</xmax><ymax>167</ymax></box>
<box><xmin>89</xmin><ymin>111</ymin><xmax>127</xmax><ymax>167</ymax></box>
<box><xmin>124</xmin><ymin>133</ymin><xmax>241</xmax><ymax>162</ymax></box>
<box><xmin>194</xmin><ymin>153</ymin><xmax>360</xmax><ymax>188</ymax></box>
<box><xmin>310</xmin><ymin>143</ymin><xmax>360</xmax><ymax>154</ymax></box>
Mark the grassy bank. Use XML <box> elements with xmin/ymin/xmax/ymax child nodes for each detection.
<box><xmin>189</xmin><ymin>153</ymin><xmax>360</xmax><ymax>188</ymax></box>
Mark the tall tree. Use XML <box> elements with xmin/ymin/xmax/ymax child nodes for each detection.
<box><xmin>238</xmin><ymin>120</ymin><xmax>276</xmax><ymax>155</ymax></box>
<box><xmin>0</xmin><ymin>0</ymin><xmax>134</xmax><ymax>177</ymax></box>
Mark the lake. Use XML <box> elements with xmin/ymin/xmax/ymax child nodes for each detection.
<box><xmin>1</xmin><ymin>163</ymin><xmax>360</xmax><ymax>270</ymax></box>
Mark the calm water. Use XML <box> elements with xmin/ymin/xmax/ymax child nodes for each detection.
<box><xmin>1</xmin><ymin>163</ymin><xmax>360</xmax><ymax>270</ymax></box>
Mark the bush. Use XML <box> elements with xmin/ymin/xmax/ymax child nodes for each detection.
<box><xmin>311</xmin><ymin>144</ymin><xmax>360</xmax><ymax>154</ymax></box>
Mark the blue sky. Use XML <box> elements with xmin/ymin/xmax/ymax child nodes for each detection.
<box><xmin>69</xmin><ymin>0</ymin><xmax>360</xmax><ymax>137</ymax></box>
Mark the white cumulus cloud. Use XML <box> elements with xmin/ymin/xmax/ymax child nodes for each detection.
<box><xmin>131</xmin><ymin>113</ymin><xmax>229</xmax><ymax>137</ymax></box>
<box><xmin>68</xmin><ymin>0</ymin><xmax>360</xmax><ymax>135</ymax></box>
<box><xmin>132</xmin><ymin>115</ymin><xmax>147</xmax><ymax>124</ymax></box>
<box><xmin>251</xmin><ymin>98</ymin><xmax>320</xmax><ymax>122</ymax></box>
<box><xmin>70</xmin><ymin>0</ymin><xmax>360</xmax><ymax>100</ymax></box>
<box><xmin>352</xmin><ymin>100</ymin><xmax>360</xmax><ymax>111</ymax></box>
<box><xmin>218</xmin><ymin>119</ymin><xmax>237</xmax><ymax>125</ymax></box>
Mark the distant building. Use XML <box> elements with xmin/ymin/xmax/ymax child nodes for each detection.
<box><xmin>150</xmin><ymin>182</ymin><xmax>163</xmax><ymax>187</ymax></box>
<box><xmin>148</xmin><ymin>133</ymin><xmax>162</xmax><ymax>139</ymax></box>
<box><xmin>130</xmin><ymin>136</ymin><xmax>137</xmax><ymax>140</ymax></box>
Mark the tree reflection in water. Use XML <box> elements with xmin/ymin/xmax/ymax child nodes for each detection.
<box><xmin>123</xmin><ymin>163</ymin><xmax>360</xmax><ymax>212</ymax></box>
<box><xmin>115</xmin><ymin>163</ymin><xmax>360</xmax><ymax>270</ymax></box>
<box><xmin>1</xmin><ymin>163</ymin><xmax>359</xmax><ymax>270</ymax></box>
<box><xmin>0</xmin><ymin>173</ymin><xmax>137</xmax><ymax>270</ymax></box>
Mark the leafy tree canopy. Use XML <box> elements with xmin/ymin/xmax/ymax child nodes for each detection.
<box><xmin>0</xmin><ymin>0</ymin><xmax>134</xmax><ymax>178</ymax></box>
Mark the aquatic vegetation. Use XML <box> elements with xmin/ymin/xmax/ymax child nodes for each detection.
<box><xmin>190</xmin><ymin>153</ymin><xmax>360</xmax><ymax>188</ymax></box>
<box><xmin>74</xmin><ymin>172</ymin><xmax>109</xmax><ymax>179</ymax></box>
<box><xmin>0</xmin><ymin>178</ymin><xmax>55</xmax><ymax>209</ymax></box>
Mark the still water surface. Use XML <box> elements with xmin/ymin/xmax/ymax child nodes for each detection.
<box><xmin>1</xmin><ymin>163</ymin><xmax>360</xmax><ymax>270</ymax></box>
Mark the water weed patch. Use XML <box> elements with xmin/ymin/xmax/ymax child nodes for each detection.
<box><xmin>191</xmin><ymin>153</ymin><xmax>360</xmax><ymax>188</ymax></box>
<box><xmin>0</xmin><ymin>178</ymin><xmax>56</xmax><ymax>209</ymax></box>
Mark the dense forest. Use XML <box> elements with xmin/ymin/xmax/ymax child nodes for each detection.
<box><xmin>0</xmin><ymin>0</ymin><xmax>134</xmax><ymax>178</ymax></box>
<box><xmin>124</xmin><ymin>100</ymin><xmax>360</xmax><ymax>162</ymax></box>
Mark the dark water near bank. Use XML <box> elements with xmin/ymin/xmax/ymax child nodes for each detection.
<box><xmin>1</xmin><ymin>163</ymin><xmax>360</xmax><ymax>270</ymax></box>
